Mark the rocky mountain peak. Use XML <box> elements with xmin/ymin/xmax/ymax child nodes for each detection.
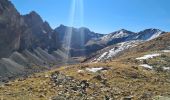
<box><xmin>0</xmin><ymin>0</ymin><xmax>15</xmax><ymax>10</ymax></box>
<box><xmin>58</xmin><ymin>24</ymin><xmax>66</xmax><ymax>28</ymax></box>
<box><xmin>140</xmin><ymin>28</ymin><xmax>163</xmax><ymax>33</ymax></box>
<box><xmin>119</xmin><ymin>29</ymin><xmax>129</xmax><ymax>32</ymax></box>
<box><xmin>29</xmin><ymin>11</ymin><xmax>38</xmax><ymax>15</ymax></box>
<box><xmin>24</xmin><ymin>11</ymin><xmax>43</xmax><ymax>26</ymax></box>
<box><xmin>78</xmin><ymin>27</ymin><xmax>90</xmax><ymax>31</ymax></box>
<box><xmin>29</xmin><ymin>11</ymin><xmax>42</xmax><ymax>19</ymax></box>
<box><xmin>113</xmin><ymin>29</ymin><xmax>135</xmax><ymax>34</ymax></box>
<box><xmin>137</xmin><ymin>28</ymin><xmax>165</xmax><ymax>41</ymax></box>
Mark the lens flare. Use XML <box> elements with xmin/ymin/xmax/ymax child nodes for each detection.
<box><xmin>79</xmin><ymin>0</ymin><xmax>86</xmax><ymax>56</ymax></box>
<box><xmin>64</xmin><ymin>0</ymin><xmax>84</xmax><ymax>64</ymax></box>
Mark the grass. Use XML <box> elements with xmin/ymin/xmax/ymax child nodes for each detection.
<box><xmin>0</xmin><ymin>51</ymin><xmax>170</xmax><ymax>99</ymax></box>
<box><xmin>0</xmin><ymin>61</ymin><xmax>170</xmax><ymax>100</ymax></box>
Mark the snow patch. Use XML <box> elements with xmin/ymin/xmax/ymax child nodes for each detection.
<box><xmin>86</xmin><ymin>67</ymin><xmax>103</xmax><ymax>72</ymax></box>
<box><xmin>96</xmin><ymin>52</ymin><xmax>108</xmax><ymax>61</ymax></box>
<box><xmin>147</xmin><ymin>31</ymin><xmax>162</xmax><ymax>41</ymax></box>
<box><xmin>95</xmin><ymin>40</ymin><xmax>142</xmax><ymax>62</ymax></box>
<box><xmin>136</xmin><ymin>54</ymin><xmax>160</xmax><ymax>60</ymax></box>
<box><xmin>163</xmin><ymin>67</ymin><xmax>170</xmax><ymax>70</ymax></box>
<box><xmin>140</xmin><ymin>64</ymin><xmax>153</xmax><ymax>69</ymax></box>
<box><xmin>107</xmin><ymin>41</ymin><xmax>134</xmax><ymax>58</ymax></box>
<box><xmin>77</xmin><ymin>70</ymin><xmax>84</xmax><ymax>73</ymax></box>
<box><xmin>42</xmin><ymin>30</ymin><xmax>47</xmax><ymax>34</ymax></box>
<box><xmin>162</xmin><ymin>50</ymin><xmax>170</xmax><ymax>53</ymax></box>
<box><xmin>100</xmin><ymin>30</ymin><xmax>130</xmax><ymax>42</ymax></box>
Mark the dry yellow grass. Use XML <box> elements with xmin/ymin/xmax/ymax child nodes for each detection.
<box><xmin>0</xmin><ymin>60</ymin><xmax>170</xmax><ymax>100</ymax></box>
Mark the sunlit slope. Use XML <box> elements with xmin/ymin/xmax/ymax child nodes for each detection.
<box><xmin>0</xmin><ymin>61</ymin><xmax>170</xmax><ymax>100</ymax></box>
<box><xmin>118</xmin><ymin>32</ymin><xmax>170</xmax><ymax>59</ymax></box>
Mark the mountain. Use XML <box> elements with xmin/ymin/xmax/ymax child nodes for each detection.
<box><xmin>134</xmin><ymin>28</ymin><xmax>165</xmax><ymax>41</ymax></box>
<box><xmin>21</xmin><ymin>11</ymin><xmax>51</xmax><ymax>50</ymax></box>
<box><xmin>86</xmin><ymin>29</ymin><xmax>164</xmax><ymax>51</ymax></box>
<box><xmin>0</xmin><ymin>0</ymin><xmax>76</xmax><ymax>82</ymax></box>
<box><xmin>85</xmin><ymin>29</ymin><xmax>165</xmax><ymax>62</ymax></box>
<box><xmin>21</xmin><ymin>11</ymin><xmax>60</xmax><ymax>52</ymax></box>
<box><xmin>54</xmin><ymin>25</ymin><xmax>104</xmax><ymax>56</ymax></box>
<box><xmin>0</xmin><ymin>0</ymin><xmax>104</xmax><ymax>81</ymax></box>
<box><xmin>100</xmin><ymin>29</ymin><xmax>136</xmax><ymax>45</ymax></box>
<box><xmin>0</xmin><ymin>0</ymin><xmax>27</xmax><ymax>58</ymax></box>
<box><xmin>85</xmin><ymin>29</ymin><xmax>136</xmax><ymax>53</ymax></box>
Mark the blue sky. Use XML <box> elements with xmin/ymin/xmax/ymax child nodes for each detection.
<box><xmin>11</xmin><ymin>0</ymin><xmax>170</xmax><ymax>34</ymax></box>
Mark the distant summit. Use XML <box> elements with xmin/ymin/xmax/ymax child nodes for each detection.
<box><xmin>136</xmin><ymin>28</ymin><xmax>164</xmax><ymax>41</ymax></box>
<box><xmin>54</xmin><ymin>25</ymin><xmax>104</xmax><ymax>56</ymax></box>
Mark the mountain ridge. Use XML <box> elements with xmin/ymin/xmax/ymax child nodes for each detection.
<box><xmin>85</xmin><ymin>28</ymin><xmax>165</xmax><ymax>59</ymax></box>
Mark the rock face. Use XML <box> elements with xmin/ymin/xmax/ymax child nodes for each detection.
<box><xmin>21</xmin><ymin>11</ymin><xmax>60</xmax><ymax>51</ymax></box>
<box><xmin>0</xmin><ymin>0</ymin><xmax>27</xmax><ymax>58</ymax></box>
<box><xmin>0</xmin><ymin>0</ymin><xmax>74</xmax><ymax>82</ymax></box>
<box><xmin>0</xmin><ymin>0</ymin><xmax>60</xmax><ymax>58</ymax></box>
<box><xmin>54</xmin><ymin>25</ymin><xmax>104</xmax><ymax>56</ymax></box>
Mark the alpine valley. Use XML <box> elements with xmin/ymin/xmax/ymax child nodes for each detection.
<box><xmin>0</xmin><ymin>0</ymin><xmax>170</xmax><ymax>100</ymax></box>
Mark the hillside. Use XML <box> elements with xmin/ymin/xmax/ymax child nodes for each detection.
<box><xmin>0</xmin><ymin>61</ymin><xmax>170</xmax><ymax>99</ymax></box>
<box><xmin>85</xmin><ymin>40</ymin><xmax>144</xmax><ymax>62</ymax></box>
<box><xmin>117</xmin><ymin>32</ymin><xmax>170</xmax><ymax>60</ymax></box>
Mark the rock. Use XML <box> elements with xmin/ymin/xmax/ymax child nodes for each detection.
<box><xmin>140</xmin><ymin>92</ymin><xmax>152</xmax><ymax>99</ymax></box>
<box><xmin>80</xmin><ymin>80</ymin><xmax>89</xmax><ymax>90</ymax></box>
<box><xmin>153</xmin><ymin>96</ymin><xmax>170</xmax><ymax>100</ymax></box>
<box><xmin>122</xmin><ymin>96</ymin><xmax>133</xmax><ymax>100</ymax></box>
<box><xmin>71</xmin><ymin>86</ymin><xmax>79</xmax><ymax>91</ymax></box>
<box><xmin>39</xmin><ymin>94</ymin><xmax>45</xmax><ymax>98</ymax></box>
<box><xmin>104</xmin><ymin>95</ymin><xmax>111</xmax><ymax>100</ymax></box>
<box><xmin>1</xmin><ymin>78</ymin><xmax>9</xmax><ymax>83</ymax></box>
<box><xmin>93</xmin><ymin>75</ymin><xmax>103</xmax><ymax>81</ymax></box>
<box><xmin>101</xmin><ymin>79</ymin><xmax>108</xmax><ymax>86</ymax></box>
<box><xmin>45</xmin><ymin>74</ymin><xmax>49</xmax><ymax>78</ymax></box>
<box><xmin>51</xmin><ymin>96</ymin><xmax>65</xmax><ymax>100</ymax></box>
<box><xmin>131</xmin><ymin>66</ymin><xmax>138</xmax><ymax>70</ymax></box>
<box><xmin>101</xmin><ymin>87</ymin><xmax>110</xmax><ymax>92</ymax></box>
<box><xmin>127</xmin><ymin>72</ymin><xmax>139</xmax><ymax>79</ymax></box>
<box><xmin>51</xmin><ymin>71</ymin><xmax>63</xmax><ymax>85</ymax></box>
<box><xmin>80</xmin><ymin>65</ymin><xmax>89</xmax><ymax>69</ymax></box>
<box><xmin>102</xmin><ymin>67</ymin><xmax>110</xmax><ymax>71</ymax></box>
<box><xmin>4</xmin><ymin>83</ymin><xmax>12</xmax><ymax>86</ymax></box>
<box><xmin>18</xmin><ymin>77</ymin><xmax>26</xmax><ymax>81</ymax></box>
